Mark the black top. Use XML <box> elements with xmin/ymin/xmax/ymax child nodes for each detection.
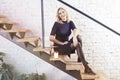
<box><xmin>50</xmin><ymin>20</ymin><xmax>76</xmax><ymax>55</ymax></box>
<box><xmin>50</xmin><ymin>20</ymin><xmax>76</xmax><ymax>42</ymax></box>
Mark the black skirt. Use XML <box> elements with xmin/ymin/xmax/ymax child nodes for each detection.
<box><xmin>54</xmin><ymin>38</ymin><xmax>75</xmax><ymax>55</ymax></box>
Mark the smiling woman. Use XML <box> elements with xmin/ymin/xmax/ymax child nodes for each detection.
<box><xmin>57</xmin><ymin>7</ymin><xmax>69</xmax><ymax>22</ymax></box>
<box><xmin>49</xmin><ymin>7</ymin><xmax>96</xmax><ymax>75</ymax></box>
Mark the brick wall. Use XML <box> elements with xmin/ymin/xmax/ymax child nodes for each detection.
<box><xmin>0</xmin><ymin>0</ymin><xmax>120</xmax><ymax>80</ymax></box>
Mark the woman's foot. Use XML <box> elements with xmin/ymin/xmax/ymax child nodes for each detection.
<box><xmin>84</xmin><ymin>67</ymin><xmax>96</xmax><ymax>75</ymax></box>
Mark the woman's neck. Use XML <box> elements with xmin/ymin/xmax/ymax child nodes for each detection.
<box><xmin>62</xmin><ymin>21</ymin><xmax>67</xmax><ymax>23</ymax></box>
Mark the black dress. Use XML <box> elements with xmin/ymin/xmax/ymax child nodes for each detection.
<box><xmin>50</xmin><ymin>20</ymin><xmax>76</xmax><ymax>55</ymax></box>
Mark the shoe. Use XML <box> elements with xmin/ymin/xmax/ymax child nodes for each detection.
<box><xmin>84</xmin><ymin>67</ymin><xmax>96</xmax><ymax>75</ymax></box>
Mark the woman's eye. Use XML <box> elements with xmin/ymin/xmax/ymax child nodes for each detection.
<box><xmin>59</xmin><ymin>13</ymin><xmax>61</xmax><ymax>15</ymax></box>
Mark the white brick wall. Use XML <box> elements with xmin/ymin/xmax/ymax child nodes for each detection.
<box><xmin>0</xmin><ymin>0</ymin><xmax>42</xmax><ymax>37</ymax></box>
<box><xmin>0</xmin><ymin>0</ymin><xmax>120</xmax><ymax>80</ymax></box>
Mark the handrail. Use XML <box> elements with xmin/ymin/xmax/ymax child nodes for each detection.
<box><xmin>58</xmin><ymin>0</ymin><xmax>120</xmax><ymax>36</ymax></box>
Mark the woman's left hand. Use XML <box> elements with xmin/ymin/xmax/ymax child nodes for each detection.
<box><xmin>73</xmin><ymin>37</ymin><xmax>78</xmax><ymax>46</ymax></box>
<box><xmin>63</xmin><ymin>41</ymin><xmax>68</xmax><ymax>45</ymax></box>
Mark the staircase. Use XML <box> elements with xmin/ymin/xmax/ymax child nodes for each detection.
<box><xmin>0</xmin><ymin>15</ymin><xmax>101</xmax><ymax>80</ymax></box>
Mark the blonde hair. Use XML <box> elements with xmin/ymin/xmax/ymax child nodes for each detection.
<box><xmin>56</xmin><ymin>7</ymin><xmax>69</xmax><ymax>23</ymax></box>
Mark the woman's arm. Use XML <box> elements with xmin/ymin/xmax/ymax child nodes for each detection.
<box><xmin>73</xmin><ymin>28</ymin><xmax>78</xmax><ymax>38</ymax></box>
<box><xmin>72</xmin><ymin>28</ymin><xmax>79</xmax><ymax>46</ymax></box>
<box><xmin>50</xmin><ymin>35</ymin><xmax>66</xmax><ymax>45</ymax></box>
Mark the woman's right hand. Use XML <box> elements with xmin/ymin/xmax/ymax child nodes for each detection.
<box><xmin>62</xmin><ymin>41</ymin><xmax>68</xmax><ymax>45</ymax></box>
<box><xmin>73</xmin><ymin>37</ymin><xmax>78</xmax><ymax>46</ymax></box>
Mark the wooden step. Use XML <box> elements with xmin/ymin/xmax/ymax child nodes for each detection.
<box><xmin>16</xmin><ymin>37</ymin><xmax>41</xmax><ymax>47</ymax></box>
<box><xmin>66</xmin><ymin>61</ymin><xmax>84</xmax><ymax>73</ymax></box>
<box><xmin>16</xmin><ymin>37</ymin><xmax>40</xmax><ymax>42</ymax></box>
<box><xmin>49</xmin><ymin>53</ymin><xmax>78</xmax><ymax>61</ymax></box>
<box><xmin>0</xmin><ymin>20</ymin><xmax>18</xmax><ymax>25</ymax></box>
<box><xmin>50</xmin><ymin>55</ymin><xmax>69</xmax><ymax>61</ymax></box>
<box><xmin>33</xmin><ymin>47</ymin><xmax>51</xmax><ymax>52</ymax></box>
<box><xmin>0</xmin><ymin>20</ymin><xmax>19</xmax><ymax>30</ymax></box>
<box><xmin>81</xmin><ymin>73</ymin><xmax>99</xmax><ymax>80</ymax></box>
<box><xmin>94</xmin><ymin>72</ymin><xmax>115</xmax><ymax>80</ymax></box>
<box><xmin>0</xmin><ymin>15</ymin><xmax>7</xmax><ymax>18</ymax></box>
<box><xmin>1</xmin><ymin>29</ymin><xmax>30</xmax><ymax>39</ymax></box>
<box><xmin>0</xmin><ymin>20</ymin><xmax>4</xmax><ymax>24</ymax></box>
<box><xmin>1</xmin><ymin>29</ymin><xmax>29</xmax><ymax>33</ymax></box>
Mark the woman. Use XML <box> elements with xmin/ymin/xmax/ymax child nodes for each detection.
<box><xmin>50</xmin><ymin>7</ymin><xmax>95</xmax><ymax>75</ymax></box>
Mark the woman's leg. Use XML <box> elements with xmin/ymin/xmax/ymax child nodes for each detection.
<box><xmin>70</xmin><ymin>36</ymin><xmax>86</xmax><ymax>62</ymax></box>
<box><xmin>76</xmin><ymin>35</ymin><xmax>96</xmax><ymax>75</ymax></box>
<box><xmin>76</xmin><ymin>43</ymin><xmax>87</xmax><ymax>64</ymax></box>
<box><xmin>76</xmin><ymin>35</ymin><xmax>87</xmax><ymax>63</ymax></box>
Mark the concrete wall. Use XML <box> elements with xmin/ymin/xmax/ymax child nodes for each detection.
<box><xmin>0</xmin><ymin>0</ymin><xmax>120</xmax><ymax>80</ymax></box>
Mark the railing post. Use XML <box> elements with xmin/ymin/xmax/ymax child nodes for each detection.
<box><xmin>41</xmin><ymin>0</ymin><xmax>45</xmax><ymax>48</ymax></box>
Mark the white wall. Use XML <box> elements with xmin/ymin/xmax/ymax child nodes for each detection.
<box><xmin>0</xmin><ymin>0</ymin><xmax>120</xmax><ymax>80</ymax></box>
<box><xmin>0</xmin><ymin>0</ymin><xmax>42</xmax><ymax>37</ymax></box>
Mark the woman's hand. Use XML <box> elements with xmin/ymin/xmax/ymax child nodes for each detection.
<box><xmin>62</xmin><ymin>41</ymin><xmax>68</xmax><ymax>45</ymax></box>
<box><xmin>72</xmin><ymin>29</ymin><xmax>78</xmax><ymax>46</ymax></box>
<box><xmin>50</xmin><ymin>35</ymin><xmax>69</xmax><ymax>46</ymax></box>
<box><xmin>73</xmin><ymin>36</ymin><xmax>78</xmax><ymax>46</ymax></box>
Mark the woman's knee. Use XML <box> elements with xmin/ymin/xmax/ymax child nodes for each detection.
<box><xmin>77</xmin><ymin>35</ymin><xmax>82</xmax><ymax>43</ymax></box>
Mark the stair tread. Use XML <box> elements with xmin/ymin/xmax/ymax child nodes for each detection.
<box><xmin>81</xmin><ymin>73</ymin><xmax>99</xmax><ymax>79</ymax></box>
<box><xmin>1</xmin><ymin>29</ymin><xmax>30</xmax><ymax>32</ymax></box>
<box><xmin>50</xmin><ymin>55</ymin><xmax>70</xmax><ymax>61</ymax></box>
<box><xmin>66</xmin><ymin>61</ymin><xmax>84</xmax><ymax>72</ymax></box>
<box><xmin>0</xmin><ymin>15</ymin><xmax>7</xmax><ymax>18</ymax></box>
<box><xmin>0</xmin><ymin>20</ymin><xmax>6</xmax><ymax>24</ymax></box>
<box><xmin>33</xmin><ymin>47</ymin><xmax>51</xmax><ymax>51</ymax></box>
<box><xmin>50</xmin><ymin>54</ymin><xmax>77</xmax><ymax>61</ymax></box>
<box><xmin>66</xmin><ymin>61</ymin><xmax>82</xmax><ymax>65</ymax></box>
<box><xmin>50</xmin><ymin>55</ymin><xmax>64</xmax><ymax>61</ymax></box>
<box><xmin>16</xmin><ymin>37</ymin><xmax>40</xmax><ymax>42</ymax></box>
<box><xmin>0</xmin><ymin>20</ymin><xmax>18</xmax><ymax>25</ymax></box>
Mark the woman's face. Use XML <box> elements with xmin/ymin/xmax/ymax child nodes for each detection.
<box><xmin>58</xmin><ymin>9</ymin><xmax>67</xmax><ymax>21</ymax></box>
